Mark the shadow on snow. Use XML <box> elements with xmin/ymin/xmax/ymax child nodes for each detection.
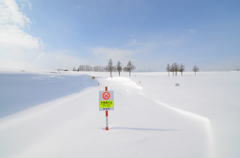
<box><xmin>0</xmin><ymin>73</ymin><xmax>97</xmax><ymax>118</ymax></box>
<box><xmin>109</xmin><ymin>127</ymin><xmax>178</xmax><ymax>132</ymax></box>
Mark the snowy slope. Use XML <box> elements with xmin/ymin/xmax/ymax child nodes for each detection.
<box><xmin>0</xmin><ymin>72</ymin><xmax>97</xmax><ymax>117</ymax></box>
<box><xmin>0</xmin><ymin>72</ymin><xmax>210</xmax><ymax>158</ymax></box>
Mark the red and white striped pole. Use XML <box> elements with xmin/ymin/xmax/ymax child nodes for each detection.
<box><xmin>105</xmin><ymin>86</ymin><xmax>109</xmax><ymax>130</ymax></box>
<box><xmin>105</xmin><ymin>110</ymin><xmax>109</xmax><ymax>130</ymax></box>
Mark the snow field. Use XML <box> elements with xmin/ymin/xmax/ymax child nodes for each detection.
<box><xmin>0</xmin><ymin>71</ymin><xmax>239</xmax><ymax>158</ymax></box>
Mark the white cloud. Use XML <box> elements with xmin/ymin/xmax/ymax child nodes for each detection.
<box><xmin>92</xmin><ymin>47</ymin><xmax>137</xmax><ymax>61</ymax></box>
<box><xmin>33</xmin><ymin>51</ymin><xmax>84</xmax><ymax>70</ymax></box>
<box><xmin>0</xmin><ymin>0</ymin><xmax>40</xmax><ymax>70</ymax></box>
<box><xmin>0</xmin><ymin>0</ymin><xmax>83</xmax><ymax>70</ymax></box>
<box><xmin>0</xmin><ymin>0</ymin><xmax>29</xmax><ymax>28</ymax></box>
<box><xmin>0</xmin><ymin>25</ymin><xmax>40</xmax><ymax>49</ymax></box>
<box><xmin>0</xmin><ymin>0</ymin><xmax>35</xmax><ymax>49</ymax></box>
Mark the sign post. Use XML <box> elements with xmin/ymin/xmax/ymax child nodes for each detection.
<box><xmin>105</xmin><ymin>110</ymin><xmax>109</xmax><ymax>130</ymax></box>
<box><xmin>99</xmin><ymin>86</ymin><xmax>114</xmax><ymax>130</ymax></box>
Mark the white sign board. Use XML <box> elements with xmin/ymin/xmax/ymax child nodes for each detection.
<box><xmin>99</xmin><ymin>91</ymin><xmax>114</xmax><ymax>111</ymax></box>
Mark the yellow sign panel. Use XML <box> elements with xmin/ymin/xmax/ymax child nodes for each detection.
<box><xmin>99</xmin><ymin>101</ymin><xmax>114</xmax><ymax>109</ymax></box>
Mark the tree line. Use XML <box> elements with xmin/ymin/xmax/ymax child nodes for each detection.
<box><xmin>106</xmin><ymin>59</ymin><xmax>135</xmax><ymax>77</ymax></box>
<box><xmin>166</xmin><ymin>63</ymin><xmax>199</xmax><ymax>76</ymax></box>
<box><xmin>73</xmin><ymin>59</ymin><xmax>135</xmax><ymax>77</ymax></box>
<box><xmin>73</xmin><ymin>65</ymin><xmax>106</xmax><ymax>72</ymax></box>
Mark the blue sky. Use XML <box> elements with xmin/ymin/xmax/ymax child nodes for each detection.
<box><xmin>0</xmin><ymin>0</ymin><xmax>240</xmax><ymax>71</ymax></box>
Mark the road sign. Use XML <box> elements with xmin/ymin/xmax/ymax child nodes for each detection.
<box><xmin>99</xmin><ymin>90</ymin><xmax>114</xmax><ymax>111</ymax></box>
<box><xmin>102</xmin><ymin>91</ymin><xmax>111</xmax><ymax>100</ymax></box>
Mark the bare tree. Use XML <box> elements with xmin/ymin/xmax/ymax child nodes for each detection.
<box><xmin>166</xmin><ymin>64</ymin><xmax>171</xmax><ymax>76</ymax></box>
<box><xmin>107</xmin><ymin>59</ymin><xmax>114</xmax><ymax>77</ymax></box>
<box><xmin>116</xmin><ymin>61</ymin><xmax>122</xmax><ymax>76</ymax></box>
<box><xmin>170</xmin><ymin>64</ymin><xmax>174</xmax><ymax>76</ymax></box>
<box><xmin>172</xmin><ymin>63</ymin><xmax>179</xmax><ymax>76</ymax></box>
<box><xmin>78</xmin><ymin>65</ymin><xmax>92</xmax><ymax>71</ymax></box>
<box><xmin>179</xmin><ymin>64</ymin><xmax>185</xmax><ymax>76</ymax></box>
<box><xmin>193</xmin><ymin>65</ymin><xmax>199</xmax><ymax>76</ymax></box>
<box><xmin>125</xmin><ymin>60</ymin><xmax>135</xmax><ymax>77</ymax></box>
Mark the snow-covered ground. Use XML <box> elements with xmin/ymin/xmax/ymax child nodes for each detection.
<box><xmin>132</xmin><ymin>71</ymin><xmax>240</xmax><ymax>158</ymax></box>
<box><xmin>0</xmin><ymin>71</ymin><xmax>97</xmax><ymax>117</ymax></box>
<box><xmin>0</xmin><ymin>70</ymin><xmax>239</xmax><ymax>158</ymax></box>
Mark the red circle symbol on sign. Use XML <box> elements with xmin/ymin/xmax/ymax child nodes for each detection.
<box><xmin>102</xmin><ymin>92</ymin><xmax>110</xmax><ymax>100</ymax></box>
